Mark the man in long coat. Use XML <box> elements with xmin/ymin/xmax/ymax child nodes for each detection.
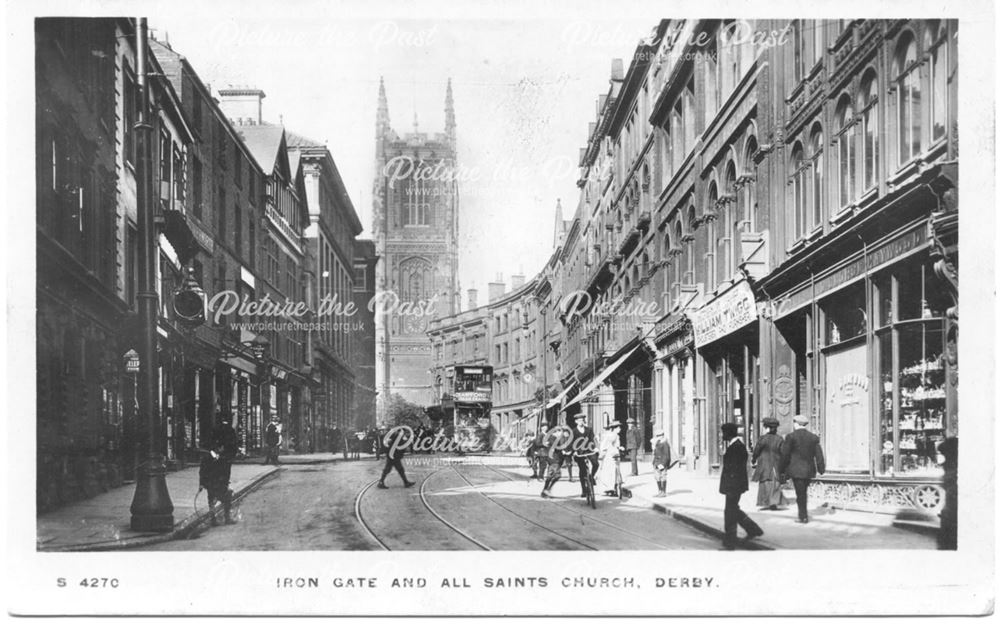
<box><xmin>719</xmin><ymin>422</ymin><xmax>763</xmax><ymax>549</ymax></box>
<box><xmin>625</xmin><ymin>418</ymin><xmax>641</xmax><ymax>476</ymax></box>
<box><xmin>779</xmin><ymin>414</ymin><xmax>826</xmax><ymax>523</ymax></box>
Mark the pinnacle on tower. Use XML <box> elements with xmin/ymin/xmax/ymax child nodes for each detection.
<box><xmin>376</xmin><ymin>76</ymin><xmax>390</xmax><ymax>141</ymax></box>
<box><xmin>444</xmin><ymin>77</ymin><xmax>456</xmax><ymax>142</ymax></box>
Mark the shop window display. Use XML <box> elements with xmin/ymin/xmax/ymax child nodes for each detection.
<box><xmin>875</xmin><ymin>260</ymin><xmax>949</xmax><ymax>477</ymax></box>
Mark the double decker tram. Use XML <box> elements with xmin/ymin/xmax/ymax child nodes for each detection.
<box><xmin>449</xmin><ymin>365</ymin><xmax>494</xmax><ymax>452</ymax></box>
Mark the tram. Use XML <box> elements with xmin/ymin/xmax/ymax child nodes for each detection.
<box><xmin>443</xmin><ymin>365</ymin><xmax>494</xmax><ymax>452</ymax></box>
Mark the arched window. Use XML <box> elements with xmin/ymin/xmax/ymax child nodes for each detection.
<box><xmin>836</xmin><ymin>94</ymin><xmax>857</xmax><ymax>209</ymax></box>
<box><xmin>789</xmin><ymin>142</ymin><xmax>806</xmax><ymax>242</ymax></box>
<box><xmin>685</xmin><ymin>204</ymin><xmax>697</xmax><ymax>285</ymax></box>
<box><xmin>743</xmin><ymin>136</ymin><xmax>759</xmax><ymax>229</ymax></box>
<box><xmin>926</xmin><ymin>21</ymin><xmax>947</xmax><ymax>142</ymax></box>
<box><xmin>894</xmin><ymin>32</ymin><xmax>921</xmax><ymax>165</ymax></box>
<box><xmin>809</xmin><ymin>124</ymin><xmax>824</xmax><ymax>230</ymax></box>
<box><xmin>670</xmin><ymin>104</ymin><xmax>683</xmax><ymax>173</ymax></box>
<box><xmin>683</xmin><ymin>82</ymin><xmax>696</xmax><ymax>154</ymax></box>
<box><xmin>641</xmin><ymin>252</ymin><xmax>649</xmax><ymax>276</ymax></box>
<box><xmin>706</xmin><ymin>181</ymin><xmax>719</xmax><ymax>291</ymax></box>
<box><xmin>859</xmin><ymin>71</ymin><xmax>879</xmax><ymax>191</ymax></box>
<box><xmin>720</xmin><ymin>162</ymin><xmax>737</xmax><ymax>285</ymax></box>
<box><xmin>673</xmin><ymin>220</ymin><xmax>683</xmax><ymax>298</ymax></box>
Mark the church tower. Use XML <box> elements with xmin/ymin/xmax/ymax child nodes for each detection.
<box><xmin>373</xmin><ymin>78</ymin><xmax>460</xmax><ymax>415</ymax></box>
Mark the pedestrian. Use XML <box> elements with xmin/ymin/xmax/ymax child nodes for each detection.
<box><xmin>529</xmin><ymin>424</ymin><xmax>550</xmax><ymax>479</ymax></box>
<box><xmin>263</xmin><ymin>418</ymin><xmax>281</xmax><ymax>465</ymax></box>
<box><xmin>719</xmin><ymin>422</ymin><xmax>764</xmax><ymax>549</ymax></box>
<box><xmin>937</xmin><ymin>436</ymin><xmax>957</xmax><ymax>550</ymax></box>
<box><xmin>199</xmin><ymin>415</ymin><xmax>240</xmax><ymax>526</ymax></box>
<box><xmin>752</xmin><ymin>417</ymin><xmax>788</xmax><ymax>510</ymax></box>
<box><xmin>595</xmin><ymin>420</ymin><xmax>623</xmax><ymax>496</ymax></box>
<box><xmin>540</xmin><ymin>425</ymin><xmax>571</xmax><ymax>498</ymax></box>
<box><xmin>779</xmin><ymin>414</ymin><xmax>826</xmax><ymax>524</ymax></box>
<box><xmin>652</xmin><ymin>430</ymin><xmax>672</xmax><ymax>498</ymax></box>
<box><xmin>570</xmin><ymin>413</ymin><xmax>599</xmax><ymax>498</ymax></box>
<box><xmin>626</xmin><ymin>417</ymin><xmax>641</xmax><ymax>476</ymax></box>
<box><xmin>377</xmin><ymin>426</ymin><xmax>415</xmax><ymax>489</ymax></box>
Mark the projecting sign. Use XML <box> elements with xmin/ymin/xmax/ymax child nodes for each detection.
<box><xmin>690</xmin><ymin>280</ymin><xmax>757</xmax><ymax>348</ymax></box>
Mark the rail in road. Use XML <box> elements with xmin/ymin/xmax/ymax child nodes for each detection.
<box><xmin>354</xmin><ymin>462</ymin><xmax>712</xmax><ymax>551</ymax></box>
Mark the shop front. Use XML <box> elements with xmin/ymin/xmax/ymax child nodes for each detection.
<box><xmin>764</xmin><ymin>220</ymin><xmax>956</xmax><ymax>513</ymax></box>
<box><xmin>652</xmin><ymin>315</ymin><xmax>696</xmax><ymax>469</ymax></box>
<box><xmin>690</xmin><ymin>279</ymin><xmax>760</xmax><ymax>473</ymax></box>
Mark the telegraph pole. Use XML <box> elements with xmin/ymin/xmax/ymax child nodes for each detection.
<box><xmin>129</xmin><ymin>17</ymin><xmax>174</xmax><ymax>532</ymax></box>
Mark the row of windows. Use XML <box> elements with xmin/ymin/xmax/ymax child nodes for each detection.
<box><xmin>785</xmin><ymin>21</ymin><xmax>953</xmax><ymax>249</ymax></box>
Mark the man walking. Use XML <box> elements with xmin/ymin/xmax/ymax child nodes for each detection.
<box><xmin>540</xmin><ymin>425</ymin><xmax>571</xmax><ymax>498</ymax></box>
<box><xmin>780</xmin><ymin>414</ymin><xmax>826</xmax><ymax>523</ymax></box>
<box><xmin>719</xmin><ymin>422</ymin><xmax>763</xmax><ymax>549</ymax></box>
<box><xmin>377</xmin><ymin>426</ymin><xmax>415</xmax><ymax>489</ymax></box>
<box><xmin>626</xmin><ymin>418</ymin><xmax>641</xmax><ymax>476</ymax></box>
<box><xmin>199</xmin><ymin>415</ymin><xmax>240</xmax><ymax>526</ymax></box>
<box><xmin>529</xmin><ymin>423</ymin><xmax>550</xmax><ymax>479</ymax></box>
<box><xmin>652</xmin><ymin>430</ymin><xmax>672</xmax><ymax>498</ymax></box>
<box><xmin>263</xmin><ymin>418</ymin><xmax>281</xmax><ymax>465</ymax></box>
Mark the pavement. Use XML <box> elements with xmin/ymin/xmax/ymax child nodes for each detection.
<box><xmin>35</xmin><ymin>452</ymin><xmax>353</xmax><ymax>552</ymax></box>
<box><xmin>36</xmin><ymin>450</ymin><xmax>939</xmax><ymax>551</ymax></box>
<box><xmin>618</xmin><ymin>462</ymin><xmax>939</xmax><ymax>550</ymax></box>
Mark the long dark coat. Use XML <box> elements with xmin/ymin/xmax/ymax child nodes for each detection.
<box><xmin>780</xmin><ymin>428</ymin><xmax>826</xmax><ymax>479</ymax></box>
<box><xmin>751</xmin><ymin>433</ymin><xmax>783</xmax><ymax>482</ymax></box>
<box><xmin>719</xmin><ymin>438</ymin><xmax>750</xmax><ymax>495</ymax></box>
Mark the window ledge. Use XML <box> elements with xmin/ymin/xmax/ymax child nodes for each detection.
<box><xmin>829</xmin><ymin>205</ymin><xmax>856</xmax><ymax>226</ymax></box>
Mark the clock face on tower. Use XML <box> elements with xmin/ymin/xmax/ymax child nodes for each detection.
<box><xmin>403</xmin><ymin>315</ymin><xmax>428</xmax><ymax>335</ymax></box>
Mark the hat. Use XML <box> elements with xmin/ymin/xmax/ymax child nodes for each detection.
<box><xmin>792</xmin><ymin>414</ymin><xmax>809</xmax><ymax>425</ymax></box>
<box><xmin>627</xmin><ymin>418</ymin><xmax>637</xmax><ymax>425</ymax></box>
<box><xmin>573</xmin><ymin>413</ymin><xmax>587</xmax><ymax>419</ymax></box>
<box><xmin>605</xmin><ymin>421</ymin><xmax>622</xmax><ymax>430</ymax></box>
<box><xmin>762</xmin><ymin>417</ymin><xmax>779</xmax><ymax>428</ymax></box>
<box><xmin>654</xmin><ymin>429</ymin><xmax>665</xmax><ymax>437</ymax></box>
<box><xmin>720</xmin><ymin>422</ymin><xmax>739</xmax><ymax>436</ymax></box>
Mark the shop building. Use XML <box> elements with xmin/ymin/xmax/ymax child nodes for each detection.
<box><xmin>752</xmin><ymin>19</ymin><xmax>958</xmax><ymax>511</ymax></box>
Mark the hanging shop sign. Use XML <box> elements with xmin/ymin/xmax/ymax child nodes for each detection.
<box><xmin>655</xmin><ymin>315</ymin><xmax>694</xmax><ymax>359</ymax></box>
<box><xmin>691</xmin><ymin>280</ymin><xmax>757</xmax><ymax>348</ymax></box>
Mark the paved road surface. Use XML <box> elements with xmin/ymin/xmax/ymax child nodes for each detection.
<box><xmin>144</xmin><ymin>459</ymin><xmax>719</xmax><ymax>551</ymax></box>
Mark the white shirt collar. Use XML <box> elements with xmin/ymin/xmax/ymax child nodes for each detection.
<box><xmin>726</xmin><ymin>436</ymin><xmax>743</xmax><ymax>448</ymax></box>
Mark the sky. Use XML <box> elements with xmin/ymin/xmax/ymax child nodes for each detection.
<box><xmin>149</xmin><ymin>9</ymin><xmax>658</xmax><ymax>296</ymax></box>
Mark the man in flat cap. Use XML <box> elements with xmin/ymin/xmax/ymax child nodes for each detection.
<box><xmin>719</xmin><ymin>421</ymin><xmax>763</xmax><ymax>549</ymax></box>
<box><xmin>780</xmin><ymin>414</ymin><xmax>826</xmax><ymax>523</ymax></box>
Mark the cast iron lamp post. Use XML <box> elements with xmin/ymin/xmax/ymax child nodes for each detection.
<box><xmin>129</xmin><ymin>17</ymin><xmax>173</xmax><ymax>532</ymax></box>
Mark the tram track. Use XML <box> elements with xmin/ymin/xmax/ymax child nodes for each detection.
<box><xmin>354</xmin><ymin>468</ymin><xmax>492</xmax><ymax>551</ymax></box>
<box><xmin>476</xmin><ymin>462</ymin><xmax>681</xmax><ymax>550</ymax></box>
<box><xmin>353</xmin><ymin>478</ymin><xmax>390</xmax><ymax>550</ymax></box>
<box><xmin>446</xmin><ymin>464</ymin><xmax>598</xmax><ymax>551</ymax></box>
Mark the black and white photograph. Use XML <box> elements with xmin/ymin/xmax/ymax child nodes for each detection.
<box><xmin>5</xmin><ymin>0</ymin><xmax>995</xmax><ymax>617</ymax></box>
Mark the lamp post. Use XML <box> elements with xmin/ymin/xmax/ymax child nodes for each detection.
<box><xmin>129</xmin><ymin>17</ymin><xmax>173</xmax><ymax>532</ymax></box>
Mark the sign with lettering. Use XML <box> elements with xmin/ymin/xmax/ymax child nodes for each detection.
<box><xmin>453</xmin><ymin>391</ymin><xmax>491</xmax><ymax>404</ymax></box>
<box><xmin>691</xmin><ymin>280</ymin><xmax>757</xmax><ymax>348</ymax></box>
<box><xmin>777</xmin><ymin>224</ymin><xmax>928</xmax><ymax>319</ymax></box>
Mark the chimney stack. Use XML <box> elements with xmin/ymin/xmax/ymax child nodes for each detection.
<box><xmin>217</xmin><ymin>87</ymin><xmax>267</xmax><ymax>125</ymax></box>
<box><xmin>467</xmin><ymin>288</ymin><xmax>478</xmax><ymax>310</ymax></box>
<box><xmin>511</xmin><ymin>274</ymin><xmax>525</xmax><ymax>290</ymax></box>
<box><xmin>488</xmin><ymin>274</ymin><xmax>506</xmax><ymax>302</ymax></box>
<box><xmin>611</xmin><ymin>58</ymin><xmax>624</xmax><ymax>81</ymax></box>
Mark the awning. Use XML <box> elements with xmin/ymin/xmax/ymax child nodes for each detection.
<box><xmin>546</xmin><ymin>380</ymin><xmax>578</xmax><ymax>409</ymax></box>
<box><xmin>564</xmin><ymin>345</ymin><xmax>640</xmax><ymax>408</ymax></box>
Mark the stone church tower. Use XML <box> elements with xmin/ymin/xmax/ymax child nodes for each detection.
<box><xmin>373</xmin><ymin>77</ymin><xmax>460</xmax><ymax>414</ymax></box>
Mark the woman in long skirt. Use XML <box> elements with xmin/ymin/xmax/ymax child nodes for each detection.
<box><xmin>595</xmin><ymin>421</ymin><xmax>623</xmax><ymax>496</ymax></box>
<box><xmin>752</xmin><ymin>417</ymin><xmax>789</xmax><ymax>510</ymax></box>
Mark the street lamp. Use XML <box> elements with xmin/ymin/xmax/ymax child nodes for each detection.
<box><xmin>129</xmin><ymin>18</ymin><xmax>173</xmax><ymax>532</ymax></box>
